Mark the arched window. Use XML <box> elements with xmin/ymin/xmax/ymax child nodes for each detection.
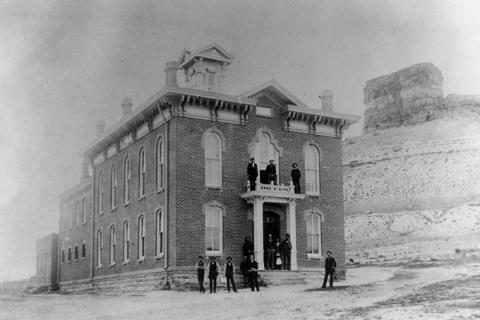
<box><xmin>67</xmin><ymin>247</ymin><xmax>72</xmax><ymax>262</ymax></box>
<box><xmin>123</xmin><ymin>221</ymin><xmax>130</xmax><ymax>262</ymax></box>
<box><xmin>306</xmin><ymin>214</ymin><xmax>322</xmax><ymax>257</ymax></box>
<box><xmin>204</xmin><ymin>132</ymin><xmax>222</xmax><ymax>187</ymax></box>
<box><xmin>156</xmin><ymin>137</ymin><xmax>164</xmax><ymax>190</ymax></box>
<box><xmin>110</xmin><ymin>225</ymin><xmax>116</xmax><ymax>265</ymax></box>
<box><xmin>305</xmin><ymin>145</ymin><xmax>320</xmax><ymax>195</ymax></box>
<box><xmin>110</xmin><ymin>164</ymin><xmax>117</xmax><ymax>209</ymax></box>
<box><xmin>124</xmin><ymin>156</ymin><xmax>131</xmax><ymax>204</ymax></box>
<box><xmin>74</xmin><ymin>245</ymin><xmax>79</xmax><ymax>260</ymax></box>
<box><xmin>98</xmin><ymin>171</ymin><xmax>104</xmax><ymax>214</ymax></box>
<box><xmin>138</xmin><ymin>216</ymin><xmax>145</xmax><ymax>260</ymax></box>
<box><xmin>156</xmin><ymin>209</ymin><xmax>163</xmax><ymax>256</ymax></box>
<box><xmin>139</xmin><ymin>148</ymin><xmax>146</xmax><ymax>197</ymax></box>
<box><xmin>97</xmin><ymin>230</ymin><xmax>103</xmax><ymax>267</ymax></box>
<box><xmin>81</xmin><ymin>243</ymin><xmax>86</xmax><ymax>258</ymax></box>
<box><xmin>205</xmin><ymin>205</ymin><xmax>223</xmax><ymax>255</ymax></box>
<box><xmin>61</xmin><ymin>249</ymin><xmax>65</xmax><ymax>263</ymax></box>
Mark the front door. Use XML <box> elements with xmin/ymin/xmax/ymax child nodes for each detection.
<box><xmin>263</xmin><ymin>212</ymin><xmax>280</xmax><ymax>243</ymax></box>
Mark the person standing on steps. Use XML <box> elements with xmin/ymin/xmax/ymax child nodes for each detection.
<box><xmin>322</xmin><ymin>250</ymin><xmax>337</xmax><ymax>288</ymax></box>
<box><xmin>247</xmin><ymin>157</ymin><xmax>258</xmax><ymax>191</ymax></box>
<box><xmin>225</xmin><ymin>256</ymin><xmax>238</xmax><ymax>293</ymax></box>
<box><xmin>266</xmin><ymin>159</ymin><xmax>277</xmax><ymax>185</ymax></box>
<box><xmin>265</xmin><ymin>233</ymin><xmax>275</xmax><ymax>270</ymax></box>
<box><xmin>280</xmin><ymin>234</ymin><xmax>292</xmax><ymax>270</ymax></box>
<box><xmin>291</xmin><ymin>163</ymin><xmax>301</xmax><ymax>194</ymax></box>
<box><xmin>248</xmin><ymin>255</ymin><xmax>260</xmax><ymax>292</ymax></box>
<box><xmin>208</xmin><ymin>256</ymin><xmax>219</xmax><ymax>293</ymax></box>
<box><xmin>195</xmin><ymin>256</ymin><xmax>206</xmax><ymax>293</ymax></box>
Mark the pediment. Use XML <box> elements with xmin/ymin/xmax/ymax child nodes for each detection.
<box><xmin>178</xmin><ymin>43</ymin><xmax>233</xmax><ymax>69</ymax></box>
<box><xmin>197</xmin><ymin>47</ymin><xmax>231</xmax><ymax>62</ymax></box>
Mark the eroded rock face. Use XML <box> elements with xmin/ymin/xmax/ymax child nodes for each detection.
<box><xmin>363</xmin><ymin>63</ymin><xmax>444</xmax><ymax>133</ymax></box>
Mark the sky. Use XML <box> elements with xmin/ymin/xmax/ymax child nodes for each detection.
<box><xmin>1</xmin><ymin>0</ymin><xmax>480</xmax><ymax>281</ymax></box>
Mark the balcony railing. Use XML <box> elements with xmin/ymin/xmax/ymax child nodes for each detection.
<box><xmin>246</xmin><ymin>181</ymin><xmax>295</xmax><ymax>193</ymax></box>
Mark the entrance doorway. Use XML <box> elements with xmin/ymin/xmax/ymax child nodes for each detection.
<box><xmin>263</xmin><ymin>212</ymin><xmax>280</xmax><ymax>243</ymax></box>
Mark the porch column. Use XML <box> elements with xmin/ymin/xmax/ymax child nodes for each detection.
<box><xmin>253</xmin><ymin>197</ymin><xmax>265</xmax><ymax>270</ymax></box>
<box><xmin>287</xmin><ymin>200</ymin><xmax>298</xmax><ymax>270</ymax></box>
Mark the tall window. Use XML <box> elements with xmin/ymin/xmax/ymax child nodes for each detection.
<box><xmin>74</xmin><ymin>245</ymin><xmax>79</xmax><ymax>260</ymax></box>
<box><xmin>75</xmin><ymin>201</ymin><xmax>79</xmax><ymax>226</ymax></box>
<box><xmin>110</xmin><ymin>164</ymin><xmax>117</xmax><ymax>209</ymax></box>
<box><xmin>124</xmin><ymin>157</ymin><xmax>131</xmax><ymax>204</ymax></box>
<box><xmin>306</xmin><ymin>214</ymin><xmax>322</xmax><ymax>257</ymax></box>
<box><xmin>139</xmin><ymin>148</ymin><xmax>146</xmax><ymax>197</ymax></box>
<box><xmin>81</xmin><ymin>243</ymin><xmax>86</xmax><ymax>258</ymax></box>
<box><xmin>156</xmin><ymin>137</ymin><xmax>164</xmax><ymax>190</ymax></box>
<box><xmin>123</xmin><ymin>221</ymin><xmax>130</xmax><ymax>262</ymax></box>
<box><xmin>204</xmin><ymin>132</ymin><xmax>222</xmax><ymax>187</ymax></box>
<box><xmin>110</xmin><ymin>225</ymin><xmax>116</xmax><ymax>265</ymax></box>
<box><xmin>97</xmin><ymin>230</ymin><xmax>103</xmax><ymax>267</ymax></box>
<box><xmin>82</xmin><ymin>198</ymin><xmax>87</xmax><ymax>223</ymax></box>
<box><xmin>138</xmin><ymin>216</ymin><xmax>145</xmax><ymax>260</ymax></box>
<box><xmin>61</xmin><ymin>249</ymin><xmax>65</xmax><ymax>263</ymax></box>
<box><xmin>67</xmin><ymin>248</ymin><xmax>72</xmax><ymax>262</ymax></box>
<box><xmin>156</xmin><ymin>210</ymin><xmax>163</xmax><ymax>256</ymax></box>
<box><xmin>305</xmin><ymin>145</ymin><xmax>320</xmax><ymax>194</ymax></box>
<box><xmin>205</xmin><ymin>206</ymin><xmax>223</xmax><ymax>254</ymax></box>
<box><xmin>98</xmin><ymin>171</ymin><xmax>104</xmax><ymax>214</ymax></box>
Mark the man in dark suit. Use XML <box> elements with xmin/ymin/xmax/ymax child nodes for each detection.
<box><xmin>322</xmin><ymin>250</ymin><xmax>337</xmax><ymax>288</ymax></box>
<box><xmin>266</xmin><ymin>159</ymin><xmax>277</xmax><ymax>185</ymax></box>
<box><xmin>248</xmin><ymin>255</ymin><xmax>260</xmax><ymax>292</ymax></box>
<box><xmin>247</xmin><ymin>157</ymin><xmax>258</xmax><ymax>191</ymax></box>
<box><xmin>291</xmin><ymin>163</ymin><xmax>301</xmax><ymax>194</ymax></box>
<box><xmin>280</xmin><ymin>234</ymin><xmax>292</xmax><ymax>270</ymax></box>
<box><xmin>208</xmin><ymin>256</ymin><xmax>219</xmax><ymax>293</ymax></box>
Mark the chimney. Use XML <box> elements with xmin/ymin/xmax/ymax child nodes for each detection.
<box><xmin>320</xmin><ymin>89</ymin><xmax>334</xmax><ymax>111</ymax></box>
<box><xmin>81</xmin><ymin>156</ymin><xmax>90</xmax><ymax>179</ymax></box>
<box><xmin>165</xmin><ymin>61</ymin><xmax>178</xmax><ymax>87</ymax></box>
<box><xmin>121</xmin><ymin>97</ymin><xmax>133</xmax><ymax>118</ymax></box>
<box><xmin>96</xmin><ymin>119</ymin><xmax>105</xmax><ymax>139</ymax></box>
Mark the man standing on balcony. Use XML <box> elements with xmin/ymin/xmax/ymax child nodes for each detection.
<box><xmin>291</xmin><ymin>163</ymin><xmax>301</xmax><ymax>194</ymax></box>
<box><xmin>247</xmin><ymin>157</ymin><xmax>258</xmax><ymax>191</ymax></box>
<box><xmin>266</xmin><ymin>159</ymin><xmax>277</xmax><ymax>185</ymax></box>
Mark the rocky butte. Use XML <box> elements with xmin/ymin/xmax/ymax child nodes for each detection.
<box><xmin>344</xmin><ymin>63</ymin><xmax>480</xmax><ymax>264</ymax></box>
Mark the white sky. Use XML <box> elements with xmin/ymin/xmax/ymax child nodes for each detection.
<box><xmin>1</xmin><ymin>0</ymin><xmax>480</xmax><ymax>280</ymax></box>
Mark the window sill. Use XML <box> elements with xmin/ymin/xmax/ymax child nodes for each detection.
<box><xmin>205</xmin><ymin>185</ymin><xmax>222</xmax><ymax>190</ymax></box>
<box><xmin>306</xmin><ymin>192</ymin><xmax>320</xmax><ymax>198</ymax></box>
<box><xmin>137</xmin><ymin>258</ymin><xmax>145</xmax><ymax>264</ymax></box>
<box><xmin>110</xmin><ymin>207</ymin><xmax>117</xmax><ymax>213</ymax></box>
<box><xmin>81</xmin><ymin>257</ymin><xmax>86</xmax><ymax>260</ymax></box>
<box><xmin>82</xmin><ymin>222</ymin><xmax>87</xmax><ymax>225</ymax></box>
<box><xmin>123</xmin><ymin>201</ymin><xmax>131</xmax><ymax>207</ymax></box>
<box><xmin>307</xmin><ymin>254</ymin><xmax>322</xmax><ymax>260</ymax></box>
<box><xmin>74</xmin><ymin>259</ymin><xmax>79</xmax><ymax>262</ymax></box>
<box><xmin>138</xmin><ymin>196</ymin><xmax>146</xmax><ymax>201</ymax></box>
<box><xmin>205</xmin><ymin>251</ymin><xmax>223</xmax><ymax>257</ymax></box>
<box><xmin>97</xmin><ymin>264</ymin><xmax>103</xmax><ymax>270</ymax></box>
<box><xmin>99</xmin><ymin>211</ymin><xmax>104</xmax><ymax>216</ymax></box>
<box><xmin>122</xmin><ymin>260</ymin><xmax>130</xmax><ymax>265</ymax></box>
<box><xmin>156</xmin><ymin>187</ymin><xmax>164</xmax><ymax>194</ymax></box>
<box><xmin>155</xmin><ymin>254</ymin><xmax>164</xmax><ymax>260</ymax></box>
<box><xmin>109</xmin><ymin>263</ymin><xmax>116</xmax><ymax>268</ymax></box>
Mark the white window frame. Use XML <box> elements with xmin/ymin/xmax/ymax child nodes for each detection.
<box><xmin>124</xmin><ymin>156</ymin><xmax>131</xmax><ymax>205</ymax></box>
<box><xmin>156</xmin><ymin>137</ymin><xmax>164</xmax><ymax>191</ymax></box>
<box><xmin>204</xmin><ymin>132</ymin><xmax>222</xmax><ymax>188</ymax></box>
<box><xmin>155</xmin><ymin>209</ymin><xmax>164</xmax><ymax>257</ymax></box>
<box><xmin>139</xmin><ymin>148</ymin><xmax>146</xmax><ymax>198</ymax></box>
<box><xmin>123</xmin><ymin>221</ymin><xmax>130</xmax><ymax>263</ymax></box>
<box><xmin>204</xmin><ymin>205</ymin><xmax>223</xmax><ymax>256</ymax></box>
<box><xmin>138</xmin><ymin>216</ymin><xmax>145</xmax><ymax>261</ymax></box>
<box><xmin>110</xmin><ymin>225</ymin><xmax>116</xmax><ymax>266</ymax></box>
<box><xmin>306</xmin><ymin>213</ymin><xmax>322</xmax><ymax>259</ymax></box>
<box><xmin>110</xmin><ymin>164</ymin><xmax>117</xmax><ymax>210</ymax></box>
<box><xmin>97</xmin><ymin>229</ymin><xmax>103</xmax><ymax>268</ymax></box>
<box><xmin>305</xmin><ymin>144</ymin><xmax>320</xmax><ymax>196</ymax></box>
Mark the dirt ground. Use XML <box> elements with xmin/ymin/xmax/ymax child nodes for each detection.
<box><xmin>1</xmin><ymin>261</ymin><xmax>479</xmax><ymax>320</ymax></box>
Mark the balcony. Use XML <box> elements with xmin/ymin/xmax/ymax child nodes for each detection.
<box><xmin>241</xmin><ymin>181</ymin><xmax>305</xmax><ymax>203</ymax></box>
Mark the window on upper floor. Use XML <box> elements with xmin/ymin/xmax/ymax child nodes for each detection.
<box><xmin>156</xmin><ymin>209</ymin><xmax>163</xmax><ymax>257</ymax></box>
<box><xmin>67</xmin><ymin>247</ymin><xmax>72</xmax><ymax>262</ymax></box>
<box><xmin>306</xmin><ymin>213</ymin><xmax>322</xmax><ymax>258</ymax></box>
<box><xmin>81</xmin><ymin>243</ymin><xmax>86</xmax><ymax>258</ymax></box>
<box><xmin>305</xmin><ymin>145</ymin><xmax>320</xmax><ymax>195</ymax></box>
<box><xmin>124</xmin><ymin>156</ymin><xmax>131</xmax><ymax>204</ymax></box>
<box><xmin>156</xmin><ymin>137</ymin><xmax>164</xmax><ymax>191</ymax></box>
<box><xmin>74</xmin><ymin>245</ymin><xmax>79</xmax><ymax>260</ymax></box>
<box><xmin>98</xmin><ymin>171</ymin><xmax>104</xmax><ymax>214</ymax></box>
<box><xmin>82</xmin><ymin>198</ymin><xmax>87</xmax><ymax>224</ymax></box>
<box><xmin>110</xmin><ymin>164</ymin><xmax>117</xmax><ymax>209</ymax></box>
<box><xmin>138</xmin><ymin>216</ymin><xmax>145</xmax><ymax>260</ymax></box>
<box><xmin>205</xmin><ymin>205</ymin><xmax>223</xmax><ymax>255</ymax></box>
<box><xmin>139</xmin><ymin>148</ymin><xmax>146</xmax><ymax>197</ymax></box>
<box><xmin>75</xmin><ymin>201</ymin><xmax>79</xmax><ymax>226</ymax></box>
<box><xmin>61</xmin><ymin>249</ymin><xmax>65</xmax><ymax>263</ymax></box>
<box><xmin>204</xmin><ymin>132</ymin><xmax>222</xmax><ymax>188</ymax></box>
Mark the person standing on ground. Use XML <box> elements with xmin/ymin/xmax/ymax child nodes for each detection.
<box><xmin>247</xmin><ymin>157</ymin><xmax>258</xmax><ymax>191</ymax></box>
<box><xmin>291</xmin><ymin>163</ymin><xmax>301</xmax><ymax>194</ymax></box>
<box><xmin>280</xmin><ymin>234</ymin><xmax>292</xmax><ymax>270</ymax></box>
<box><xmin>322</xmin><ymin>250</ymin><xmax>337</xmax><ymax>288</ymax></box>
<box><xmin>266</xmin><ymin>159</ymin><xmax>277</xmax><ymax>185</ymax></box>
<box><xmin>224</xmin><ymin>256</ymin><xmax>238</xmax><ymax>292</ymax></box>
<box><xmin>208</xmin><ymin>256</ymin><xmax>219</xmax><ymax>293</ymax></box>
<box><xmin>248</xmin><ymin>255</ymin><xmax>260</xmax><ymax>291</ymax></box>
<box><xmin>195</xmin><ymin>256</ymin><xmax>206</xmax><ymax>293</ymax></box>
<box><xmin>242</xmin><ymin>236</ymin><xmax>254</xmax><ymax>258</ymax></box>
<box><xmin>265</xmin><ymin>233</ymin><xmax>275</xmax><ymax>270</ymax></box>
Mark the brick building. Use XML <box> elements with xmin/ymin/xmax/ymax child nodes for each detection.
<box><xmin>56</xmin><ymin>43</ymin><xmax>359</xmax><ymax>290</ymax></box>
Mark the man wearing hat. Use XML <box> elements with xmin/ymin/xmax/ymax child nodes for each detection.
<box><xmin>195</xmin><ymin>256</ymin><xmax>206</xmax><ymax>293</ymax></box>
<box><xmin>224</xmin><ymin>256</ymin><xmax>237</xmax><ymax>292</ymax></box>
<box><xmin>291</xmin><ymin>163</ymin><xmax>301</xmax><ymax>194</ymax></box>
<box><xmin>247</xmin><ymin>157</ymin><xmax>258</xmax><ymax>191</ymax></box>
<box><xmin>208</xmin><ymin>256</ymin><xmax>219</xmax><ymax>293</ymax></box>
<box><xmin>266</xmin><ymin>159</ymin><xmax>277</xmax><ymax>185</ymax></box>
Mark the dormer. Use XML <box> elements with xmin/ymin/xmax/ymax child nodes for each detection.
<box><xmin>177</xmin><ymin>43</ymin><xmax>233</xmax><ymax>93</ymax></box>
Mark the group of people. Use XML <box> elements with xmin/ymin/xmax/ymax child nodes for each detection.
<box><xmin>247</xmin><ymin>157</ymin><xmax>302</xmax><ymax>194</ymax></box>
<box><xmin>195</xmin><ymin>254</ymin><xmax>260</xmax><ymax>293</ymax></box>
<box><xmin>263</xmin><ymin>234</ymin><xmax>292</xmax><ymax>270</ymax></box>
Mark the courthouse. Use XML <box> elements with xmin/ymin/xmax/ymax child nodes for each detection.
<box><xmin>40</xmin><ymin>44</ymin><xmax>359</xmax><ymax>290</ymax></box>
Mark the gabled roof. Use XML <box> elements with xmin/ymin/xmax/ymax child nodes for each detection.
<box><xmin>177</xmin><ymin>43</ymin><xmax>234</xmax><ymax>69</ymax></box>
<box><xmin>240</xmin><ymin>79</ymin><xmax>309</xmax><ymax>108</ymax></box>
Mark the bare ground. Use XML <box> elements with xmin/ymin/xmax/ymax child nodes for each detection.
<box><xmin>1</xmin><ymin>261</ymin><xmax>479</xmax><ymax>320</ymax></box>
